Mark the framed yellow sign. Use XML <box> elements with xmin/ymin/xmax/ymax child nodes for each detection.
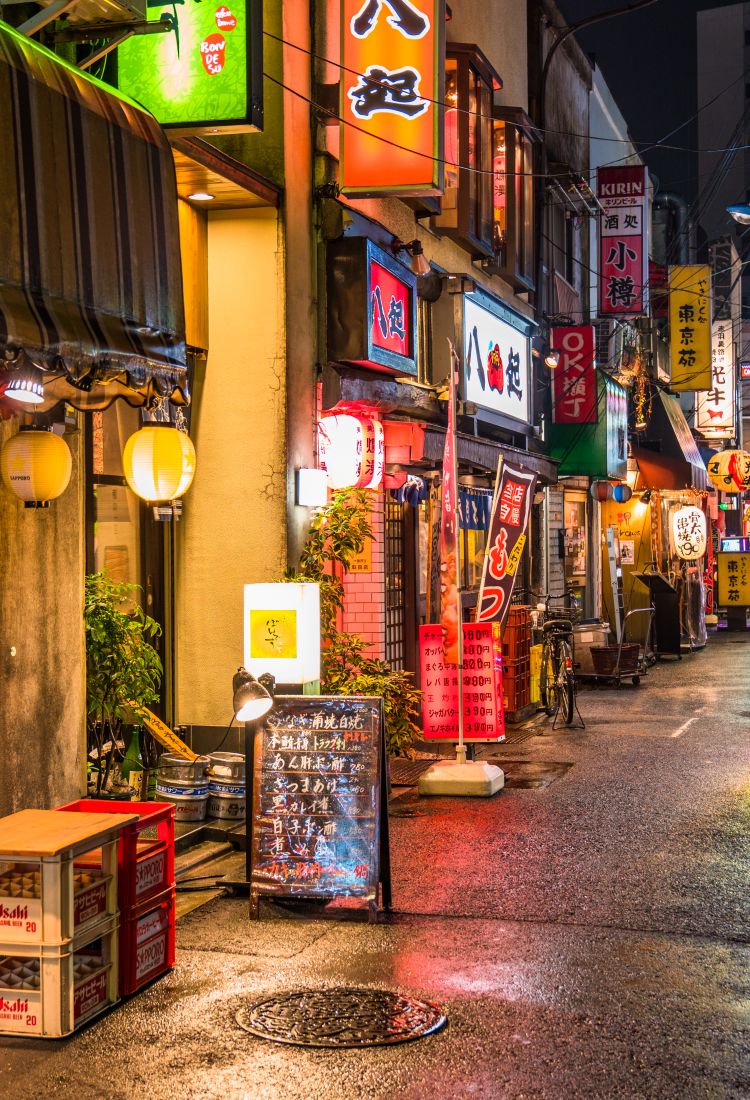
<box><xmin>243</xmin><ymin>582</ymin><xmax>320</xmax><ymax>685</ymax></box>
<box><xmin>249</xmin><ymin>610</ymin><xmax>297</xmax><ymax>660</ymax></box>
<box><xmin>717</xmin><ymin>552</ymin><xmax>750</xmax><ymax>607</ymax></box>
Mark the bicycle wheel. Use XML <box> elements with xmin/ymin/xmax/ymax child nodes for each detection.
<box><xmin>540</xmin><ymin>642</ymin><xmax>559</xmax><ymax>717</ymax></box>
<box><xmin>559</xmin><ymin>639</ymin><xmax>575</xmax><ymax>725</ymax></box>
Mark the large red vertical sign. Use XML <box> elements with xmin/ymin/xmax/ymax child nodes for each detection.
<box><xmin>439</xmin><ymin>360</ymin><xmax>459</xmax><ymax>663</ymax></box>
<box><xmin>341</xmin><ymin>0</ymin><xmax>444</xmax><ymax>195</ymax></box>
<box><xmin>598</xmin><ymin>165</ymin><xmax>648</xmax><ymax>316</ymax></box>
<box><xmin>551</xmin><ymin>326</ymin><xmax>597</xmax><ymax>424</ymax></box>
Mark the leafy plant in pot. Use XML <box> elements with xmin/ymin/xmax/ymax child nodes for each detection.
<box><xmin>84</xmin><ymin>571</ymin><xmax>163</xmax><ymax>797</ymax></box>
<box><xmin>287</xmin><ymin>488</ymin><xmax>422</xmax><ymax>757</ymax></box>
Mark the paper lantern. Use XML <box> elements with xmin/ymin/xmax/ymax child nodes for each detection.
<box><xmin>318</xmin><ymin>413</ymin><xmax>384</xmax><ymax>490</ymax></box>
<box><xmin>707</xmin><ymin>450</ymin><xmax>742</xmax><ymax>492</ymax></box>
<box><xmin>122</xmin><ymin>423</ymin><xmax>195</xmax><ymax>503</ymax></box>
<box><xmin>671</xmin><ymin>506</ymin><xmax>707</xmax><ymax>561</ymax></box>
<box><xmin>0</xmin><ymin>426</ymin><xmax>72</xmax><ymax>508</ymax></box>
<box><xmin>729</xmin><ymin>450</ymin><xmax>750</xmax><ymax>490</ymax></box>
<box><xmin>590</xmin><ymin>480</ymin><xmax>613</xmax><ymax>502</ymax></box>
<box><xmin>612</xmin><ymin>483</ymin><xmax>632</xmax><ymax>503</ymax></box>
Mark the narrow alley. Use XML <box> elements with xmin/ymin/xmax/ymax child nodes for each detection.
<box><xmin>3</xmin><ymin>635</ymin><xmax>748</xmax><ymax>1100</ymax></box>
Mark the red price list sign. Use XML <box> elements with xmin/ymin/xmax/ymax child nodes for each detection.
<box><xmin>420</xmin><ymin>623</ymin><xmax>505</xmax><ymax>742</ymax></box>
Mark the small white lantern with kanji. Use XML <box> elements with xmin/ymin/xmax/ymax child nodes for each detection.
<box><xmin>671</xmin><ymin>506</ymin><xmax>707</xmax><ymax>561</ymax></box>
<box><xmin>318</xmin><ymin>413</ymin><xmax>384</xmax><ymax>490</ymax></box>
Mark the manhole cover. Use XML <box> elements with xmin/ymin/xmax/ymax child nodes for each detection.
<box><xmin>499</xmin><ymin>731</ymin><xmax>534</xmax><ymax>747</ymax></box>
<box><xmin>236</xmin><ymin>987</ymin><xmax>447</xmax><ymax>1048</ymax></box>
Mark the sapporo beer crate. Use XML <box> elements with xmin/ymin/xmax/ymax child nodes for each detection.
<box><xmin>0</xmin><ymin>809</ymin><xmax>136</xmax><ymax>947</ymax></box>
<box><xmin>57</xmin><ymin>800</ymin><xmax>175</xmax><ymax>913</ymax></box>
<box><xmin>119</xmin><ymin>885</ymin><xmax>175</xmax><ymax>997</ymax></box>
<box><xmin>501</xmin><ymin>606</ymin><xmax>531</xmax><ymax>661</ymax></box>
<box><xmin>0</xmin><ymin>915</ymin><xmax>118</xmax><ymax>1037</ymax></box>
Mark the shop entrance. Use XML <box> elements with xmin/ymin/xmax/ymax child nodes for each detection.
<box><xmin>384</xmin><ymin>497</ymin><xmax>418</xmax><ymax>673</ymax></box>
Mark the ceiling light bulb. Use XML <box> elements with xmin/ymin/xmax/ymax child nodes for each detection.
<box><xmin>4</xmin><ymin>370</ymin><xmax>44</xmax><ymax>405</ymax></box>
<box><xmin>188</xmin><ymin>191</ymin><xmax>215</xmax><ymax>202</ymax></box>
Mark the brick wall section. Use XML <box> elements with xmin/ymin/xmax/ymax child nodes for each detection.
<box><xmin>342</xmin><ymin>492</ymin><xmax>386</xmax><ymax>659</ymax></box>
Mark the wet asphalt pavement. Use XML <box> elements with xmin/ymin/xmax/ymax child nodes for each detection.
<box><xmin>2</xmin><ymin>633</ymin><xmax>749</xmax><ymax>1099</ymax></box>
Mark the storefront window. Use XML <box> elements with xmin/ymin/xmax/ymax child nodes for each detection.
<box><xmin>462</xmin><ymin>526</ymin><xmax>488</xmax><ymax>590</ymax></box>
<box><xmin>434</xmin><ymin>44</ymin><xmax>499</xmax><ymax>257</ymax></box>
<box><xmin>490</xmin><ymin>109</ymin><xmax>537</xmax><ymax>290</ymax></box>
<box><xmin>563</xmin><ymin>491</ymin><xmax>587</xmax><ymax>603</ymax></box>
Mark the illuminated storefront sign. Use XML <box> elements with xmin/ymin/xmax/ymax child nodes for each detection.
<box><xmin>717</xmin><ymin>552</ymin><xmax>750</xmax><ymax>607</ymax></box>
<box><xmin>340</xmin><ymin>0</ymin><xmax>444</xmax><ymax>195</ymax></box>
<box><xmin>597</xmin><ymin>165</ymin><xmax>648</xmax><ymax>316</ymax></box>
<box><xmin>327</xmin><ymin>237</ymin><xmax>418</xmax><ymax>374</ymax></box>
<box><xmin>419</xmin><ymin>623</ymin><xmax>504</xmax><ymax>741</ymax></box>
<box><xmin>670</xmin><ymin>506</ymin><xmax>707</xmax><ymax>561</ymax></box>
<box><xmin>462</xmin><ymin>291</ymin><xmax>532</xmax><ymax>426</ymax></box>
<box><xmin>117</xmin><ymin>0</ymin><xmax>262</xmax><ymax>133</ymax></box>
<box><xmin>668</xmin><ymin>265</ymin><xmax>711</xmax><ymax>391</ymax></box>
<box><xmin>696</xmin><ymin>319</ymin><xmax>735</xmax><ymax>438</ymax></box>
<box><xmin>244</xmin><ymin>582</ymin><xmax>320</xmax><ymax>685</ymax></box>
<box><xmin>551</xmin><ymin>325</ymin><xmax>597</xmax><ymax>425</ymax></box>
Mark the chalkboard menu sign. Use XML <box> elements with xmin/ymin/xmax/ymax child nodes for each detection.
<box><xmin>250</xmin><ymin>696</ymin><xmax>389</xmax><ymax>914</ymax></box>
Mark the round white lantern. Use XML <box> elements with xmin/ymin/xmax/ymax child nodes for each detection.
<box><xmin>0</xmin><ymin>426</ymin><xmax>72</xmax><ymax>508</ymax></box>
<box><xmin>122</xmin><ymin>423</ymin><xmax>196</xmax><ymax>503</ymax></box>
<box><xmin>671</xmin><ymin>506</ymin><xmax>707</xmax><ymax>561</ymax></box>
<box><xmin>318</xmin><ymin>413</ymin><xmax>383</xmax><ymax>490</ymax></box>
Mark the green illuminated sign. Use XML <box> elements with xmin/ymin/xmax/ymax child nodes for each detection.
<box><xmin>117</xmin><ymin>0</ymin><xmax>262</xmax><ymax>134</ymax></box>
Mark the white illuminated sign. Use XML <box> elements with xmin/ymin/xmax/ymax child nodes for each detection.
<box><xmin>463</xmin><ymin>296</ymin><xmax>531</xmax><ymax>426</ymax></box>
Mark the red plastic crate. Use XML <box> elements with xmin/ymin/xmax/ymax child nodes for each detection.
<box><xmin>56</xmin><ymin>801</ymin><xmax>175</xmax><ymax>914</ymax></box>
<box><xmin>119</xmin><ymin>886</ymin><xmax>175</xmax><ymax>997</ymax></box>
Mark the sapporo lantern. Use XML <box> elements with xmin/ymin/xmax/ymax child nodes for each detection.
<box><xmin>590</xmin><ymin>480</ymin><xmax>613</xmax><ymax>502</ymax></box>
<box><xmin>0</xmin><ymin>426</ymin><xmax>72</xmax><ymax>508</ymax></box>
<box><xmin>671</xmin><ymin>506</ymin><xmax>707</xmax><ymax>561</ymax></box>
<box><xmin>123</xmin><ymin>423</ymin><xmax>196</xmax><ymax>503</ymax></box>
<box><xmin>318</xmin><ymin>413</ymin><xmax>384</xmax><ymax>490</ymax></box>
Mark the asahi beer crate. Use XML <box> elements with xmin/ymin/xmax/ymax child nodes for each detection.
<box><xmin>0</xmin><ymin>916</ymin><xmax>119</xmax><ymax>1037</ymax></box>
<box><xmin>56</xmin><ymin>800</ymin><xmax>175</xmax><ymax>913</ymax></box>
<box><xmin>0</xmin><ymin>810</ymin><xmax>135</xmax><ymax>947</ymax></box>
<box><xmin>119</xmin><ymin>886</ymin><xmax>175</xmax><ymax>997</ymax></box>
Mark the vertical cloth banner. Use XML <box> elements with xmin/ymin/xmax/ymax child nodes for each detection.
<box><xmin>668</xmin><ymin>265</ymin><xmax>712</xmax><ymax>391</ymax></box>
<box><xmin>476</xmin><ymin>461</ymin><xmax>536</xmax><ymax>627</ymax></box>
<box><xmin>440</xmin><ymin>351</ymin><xmax>460</xmax><ymax>663</ymax></box>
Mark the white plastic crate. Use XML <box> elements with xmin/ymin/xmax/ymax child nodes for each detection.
<box><xmin>0</xmin><ymin>916</ymin><xmax>119</xmax><ymax>1037</ymax></box>
<box><xmin>0</xmin><ymin>809</ymin><xmax>135</xmax><ymax>946</ymax></box>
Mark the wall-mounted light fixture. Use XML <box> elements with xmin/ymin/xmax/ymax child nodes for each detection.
<box><xmin>295</xmin><ymin>467</ymin><xmax>328</xmax><ymax>508</ymax></box>
<box><xmin>391</xmin><ymin>238</ymin><xmax>431</xmax><ymax>277</ymax></box>
<box><xmin>3</xmin><ymin>361</ymin><xmax>45</xmax><ymax>405</ymax></box>
<box><xmin>544</xmin><ymin>346</ymin><xmax>560</xmax><ymax>369</ymax></box>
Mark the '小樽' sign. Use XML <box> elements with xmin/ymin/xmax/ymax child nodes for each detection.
<box><xmin>597</xmin><ymin>165</ymin><xmax>648</xmax><ymax>316</ymax></box>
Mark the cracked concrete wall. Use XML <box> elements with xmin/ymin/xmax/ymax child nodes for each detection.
<box><xmin>175</xmin><ymin>207</ymin><xmax>287</xmax><ymax>727</ymax></box>
<box><xmin>0</xmin><ymin>418</ymin><xmax>86</xmax><ymax>815</ymax></box>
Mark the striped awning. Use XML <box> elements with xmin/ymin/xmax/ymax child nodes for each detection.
<box><xmin>0</xmin><ymin>19</ymin><xmax>187</xmax><ymax>411</ymax></box>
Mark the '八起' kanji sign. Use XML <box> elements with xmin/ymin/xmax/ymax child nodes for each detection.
<box><xmin>340</xmin><ymin>0</ymin><xmax>445</xmax><ymax>195</ymax></box>
<box><xmin>696</xmin><ymin>319</ymin><xmax>735</xmax><ymax>437</ymax></box>
<box><xmin>597</xmin><ymin>165</ymin><xmax>648</xmax><ymax>316</ymax></box>
<box><xmin>476</xmin><ymin>461</ymin><xmax>536</xmax><ymax>628</ymax></box>
<box><xmin>551</xmin><ymin>326</ymin><xmax>597</xmax><ymax>424</ymax></box>
<box><xmin>668</xmin><ymin>265</ymin><xmax>712</xmax><ymax>391</ymax></box>
<box><xmin>327</xmin><ymin>237</ymin><xmax>418</xmax><ymax>375</ymax></box>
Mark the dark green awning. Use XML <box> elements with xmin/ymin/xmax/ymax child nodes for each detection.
<box><xmin>0</xmin><ymin>19</ymin><xmax>187</xmax><ymax>410</ymax></box>
<box><xmin>549</xmin><ymin>372</ymin><xmax>627</xmax><ymax>480</ymax></box>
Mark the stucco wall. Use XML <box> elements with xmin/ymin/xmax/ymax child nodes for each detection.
<box><xmin>0</xmin><ymin>418</ymin><xmax>86</xmax><ymax>815</ymax></box>
<box><xmin>175</xmin><ymin>207</ymin><xmax>287</xmax><ymax>727</ymax></box>
<box><xmin>448</xmin><ymin>0</ymin><xmax>528</xmax><ymax>112</ymax></box>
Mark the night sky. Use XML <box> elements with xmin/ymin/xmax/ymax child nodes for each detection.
<box><xmin>559</xmin><ymin>0</ymin><xmax>741</xmax><ymax>203</ymax></box>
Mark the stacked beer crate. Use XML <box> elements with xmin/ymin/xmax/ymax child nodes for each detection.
<box><xmin>501</xmin><ymin>605</ymin><xmax>532</xmax><ymax>714</ymax></box>
<box><xmin>0</xmin><ymin>809</ymin><xmax>135</xmax><ymax>1037</ymax></box>
<box><xmin>57</xmin><ymin>800</ymin><xmax>175</xmax><ymax>997</ymax></box>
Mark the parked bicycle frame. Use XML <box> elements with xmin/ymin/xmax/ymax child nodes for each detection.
<box><xmin>517</xmin><ymin>590</ymin><xmax>580</xmax><ymax>725</ymax></box>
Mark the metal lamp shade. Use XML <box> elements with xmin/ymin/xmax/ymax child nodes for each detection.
<box><xmin>232</xmin><ymin>667</ymin><xmax>273</xmax><ymax>722</ymax></box>
<box><xmin>123</xmin><ymin>423</ymin><xmax>196</xmax><ymax>503</ymax></box>
<box><xmin>0</xmin><ymin>426</ymin><xmax>72</xmax><ymax>507</ymax></box>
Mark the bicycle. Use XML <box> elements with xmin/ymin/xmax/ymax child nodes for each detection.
<box><xmin>522</xmin><ymin>591</ymin><xmax>580</xmax><ymax>725</ymax></box>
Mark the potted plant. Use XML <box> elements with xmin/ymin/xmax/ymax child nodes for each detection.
<box><xmin>84</xmin><ymin>571</ymin><xmax>163</xmax><ymax>796</ymax></box>
<box><xmin>286</xmin><ymin>489</ymin><xmax>422</xmax><ymax>757</ymax></box>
